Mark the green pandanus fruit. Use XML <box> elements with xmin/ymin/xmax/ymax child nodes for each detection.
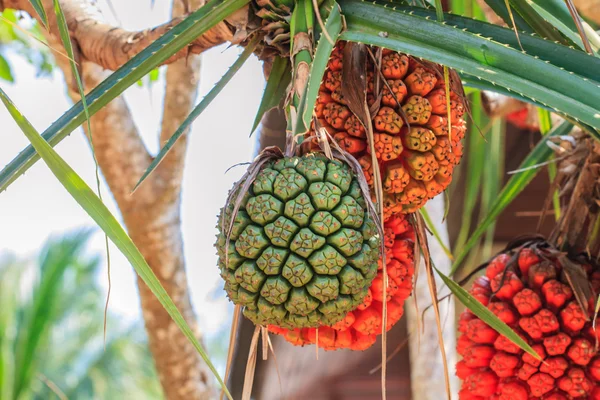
<box><xmin>216</xmin><ymin>153</ymin><xmax>381</xmax><ymax>329</ymax></box>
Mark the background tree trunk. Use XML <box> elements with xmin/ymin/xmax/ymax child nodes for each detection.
<box><xmin>406</xmin><ymin>195</ymin><xmax>458</xmax><ymax>399</ymax></box>
<box><xmin>31</xmin><ymin>0</ymin><xmax>216</xmax><ymax>398</ymax></box>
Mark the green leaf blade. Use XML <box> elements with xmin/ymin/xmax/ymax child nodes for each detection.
<box><xmin>133</xmin><ymin>37</ymin><xmax>258</xmax><ymax>191</ymax></box>
<box><xmin>526</xmin><ymin>0</ymin><xmax>596</xmax><ymax>53</ymax></box>
<box><xmin>0</xmin><ymin>54</ymin><xmax>14</xmax><ymax>82</ymax></box>
<box><xmin>450</xmin><ymin>120</ymin><xmax>574</xmax><ymax>275</ymax></box>
<box><xmin>482</xmin><ymin>0</ymin><xmax>532</xmax><ymax>31</ymax></box>
<box><xmin>28</xmin><ymin>0</ymin><xmax>49</xmax><ymax>28</ymax></box>
<box><xmin>296</xmin><ymin>2</ymin><xmax>342</xmax><ymax>134</ymax></box>
<box><xmin>338</xmin><ymin>0</ymin><xmax>600</xmax><ymax>131</ymax></box>
<box><xmin>0</xmin><ymin>0</ymin><xmax>250</xmax><ymax>193</ymax></box>
<box><xmin>403</xmin><ymin>6</ymin><xmax>600</xmax><ymax>82</ymax></box>
<box><xmin>435</xmin><ymin>265</ymin><xmax>542</xmax><ymax>361</ymax></box>
<box><xmin>0</xmin><ymin>88</ymin><xmax>233</xmax><ymax>400</ymax></box>
<box><xmin>250</xmin><ymin>56</ymin><xmax>291</xmax><ymax>135</ymax></box>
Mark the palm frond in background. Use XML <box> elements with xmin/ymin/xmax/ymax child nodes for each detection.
<box><xmin>0</xmin><ymin>230</ymin><xmax>162</xmax><ymax>400</ymax></box>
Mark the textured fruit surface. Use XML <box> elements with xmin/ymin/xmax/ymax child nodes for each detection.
<box><xmin>457</xmin><ymin>242</ymin><xmax>600</xmax><ymax>399</ymax></box>
<box><xmin>268</xmin><ymin>213</ymin><xmax>415</xmax><ymax>350</ymax></box>
<box><xmin>310</xmin><ymin>41</ymin><xmax>466</xmax><ymax>215</ymax></box>
<box><xmin>216</xmin><ymin>154</ymin><xmax>381</xmax><ymax>329</ymax></box>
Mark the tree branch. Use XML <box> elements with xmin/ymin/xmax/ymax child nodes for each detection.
<box><xmin>132</xmin><ymin>0</ymin><xmax>217</xmax><ymax>398</ymax></box>
<box><xmin>1</xmin><ymin>0</ymin><xmax>248</xmax><ymax>71</ymax></box>
<box><xmin>157</xmin><ymin>0</ymin><xmax>203</xmax><ymax>187</ymax></box>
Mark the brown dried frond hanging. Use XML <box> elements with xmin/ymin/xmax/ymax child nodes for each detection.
<box><xmin>546</xmin><ymin>130</ymin><xmax>600</xmax><ymax>257</ymax></box>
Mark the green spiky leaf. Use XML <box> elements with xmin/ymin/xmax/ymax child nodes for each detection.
<box><xmin>399</xmin><ymin>7</ymin><xmax>600</xmax><ymax>82</ymax></box>
<box><xmin>506</xmin><ymin>0</ymin><xmax>568</xmax><ymax>43</ymax></box>
<box><xmin>482</xmin><ymin>0</ymin><xmax>532</xmax><ymax>31</ymax></box>
<box><xmin>28</xmin><ymin>0</ymin><xmax>48</xmax><ymax>28</ymax></box>
<box><xmin>435</xmin><ymin>265</ymin><xmax>542</xmax><ymax>361</ymax></box>
<box><xmin>451</xmin><ymin>120</ymin><xmax>574</xmax><ymax>275</ymax></box>
<box><xmin>0</xmin><ymin>0</ymin><xmax>250</xmax><ymax>193</ymax></box>
<box><xmin>251</xmin><ymin>56</ymin><xmax>291</xmax><ymax>135</ymax></box>
<box><xmin>297</xmin><ymin>1</ymin><xmax>342</xmax><ymax>133</ymax></box>
<box><xmin>527</xmin><ymin>0</ymin><xmax>598</xmax><ymax>54</ymax></box>
<box><xmin>338</xmin><ymin>0</ymin><xmax>600</xmax><ymax>131</ymax></box>
<box><xmin>0</xmin><ymin>88</ymin><xmax>233</xmax><ymax>400</ymax></box>
<box><xmin>133</xmin><ymin>36</ymin><xmax>259</xmax><ymax>191</ymax></box>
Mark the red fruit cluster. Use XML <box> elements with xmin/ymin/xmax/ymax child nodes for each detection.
<box><xmin>269</xmin><ymin>214</ymin><xmax>415</xmax><ymax>350</ymax></box>
<box><xmin>457</xmin><ymin>246</ymin><xmax>600</xmax><ymax>399</ymax></box>
<box><xmin>309</xmin><ymin>41</ymin><xmax>467</xmax><ymax>215</ymax></box>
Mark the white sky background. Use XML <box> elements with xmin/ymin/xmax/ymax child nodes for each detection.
<box><xmin>0</xmin><ymin>0</ymin><xmax>264</xmax><ymax>344</ymax></box>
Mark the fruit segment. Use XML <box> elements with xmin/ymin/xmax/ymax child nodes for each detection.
<box><xmin>310</xmin><ymin>41</ymin><xmax>467</xmax><ymax>215</ymax></box>
<box><xmin>457</xmin><ymin>244</ymin><xmax>600</xmax><ymax>399</ymax></box>
<box><xmin>268</xmin><ymin>214</ymin><xmax>415</xmax><ymax>350</ymax></box>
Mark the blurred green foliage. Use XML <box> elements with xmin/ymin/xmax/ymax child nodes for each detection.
<box><xmin>0</xmin><ymin>9</ymin><xmax>53</xmax><ymax>82</ymax></box>
<box><xmin>0</xmin><ymin>230</ymin><xmax>163</xmax><ymax>399</ymax></box>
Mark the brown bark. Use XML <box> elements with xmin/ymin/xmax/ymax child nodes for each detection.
<box><xmin>0</xmin><ymin>0</ymin><xmax>248</xmax><ymax>71</ymax></box>
<box><xmin>31</xmin><ymin>0</ymin><xmax>218</xmax><ymax>398</ymax></box>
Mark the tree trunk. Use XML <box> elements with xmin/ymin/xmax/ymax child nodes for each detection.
<box><xmin>34</xmin><ymin>0</ymin><xmax>216</xmax><ymax>398</ymax></box>
<box><xmin>406</xmin><ymin>195</ymin><xmax>459</xmax><ymax>400</ymax></box>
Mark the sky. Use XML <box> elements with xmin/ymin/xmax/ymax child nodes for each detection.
<box><xmin>0</xmin><ymin>0</ymin><xmax>265</xmax><ymax>342</ymax></box>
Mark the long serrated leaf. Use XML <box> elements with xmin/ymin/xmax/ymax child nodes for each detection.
<box><xmin>483</xmin><ymin>0</ymin><xmax>532</xmax><ymax>31</ymax></box>
<box><xmin>28</xmin><ymin>0</ymin><xmax>48</xmax><ymax>28</ymax></box>
<box><xmin>419</xmin><ymin>207</ymin><xmax>453</xmax><ymax>260</ymax></box>
<box><xmin>527</xmin><ymin>0</ymin><xmax>596</xmax><ymax>54</ymax></box>
<box><xmin>52</xmin><ymin>0</ymin><xmax>112</xmax><ymax>340</ymax></box>
<box><xmin>435</xmin><ymin>265</ymin><xmax>542</xmax><ymax>360</ymax></box>
<box><xmin>450</xmin><ymin>120</ymin><xmax>574</xmax><ymax>275</ymax></box>
<box><xmin>338</xmin><ymin>0</ymin><xmax>600</xmax><ymax>131</ymax></box>
<box><xmin>133</xmin><ymin>37</ymin><xmax>258</xmax><ymax>191</ymax></box>
<box><xmin>460</xmin><ymin>73</ymin><xmax>551</xmax><ymax>111</ymax></box>
<box><xmin>0</xmin><ymin>0</ymin><xmax>250</xmax><ymax>193</ymax></box>
<box><xmin>296</xmin><ymin>2</ymin><xmax>342</xmax><ymax>133</ymax></box>
<box><xmin>508</xmin><ymin>0</ymin><xmax>569</xmax><ymax>43</ymax></box>
<box><xmin>250</xmin><ymin>56</ymin><xmax>291</xmax><ymax>135</ymax></box>
<box><xmin>454</xmin><ymin>95</ymin><xmax>487</xmax><ymax>252</ymax></box>
<box><xmin>401</xmin><ymin>6</ymin><xmax>600</xmax><ymax>82</ymax></box>
<box><xmin>460</xmin><ymin>74</ymin><xmax>597</xmax><ymax>138</ymax></box>
<box><xmin>0</xmin><ymin>88</ymin><xmax>233</xmax><ymax>400</ymax></box>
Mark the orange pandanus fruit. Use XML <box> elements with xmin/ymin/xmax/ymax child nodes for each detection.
<box><xmin>456</xmin><ymin>240</ymin><xmax>600</xmax><ymax>399</ymax></box>
<box><xmin>310</xmin><ymin>41</ymin><xmax>467</xmax><ymax>215</ymax></box>
<box><xmin>268</xmin><ymin>213</ymin><xmax>415</xmax><ymax>350</ymax></box>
